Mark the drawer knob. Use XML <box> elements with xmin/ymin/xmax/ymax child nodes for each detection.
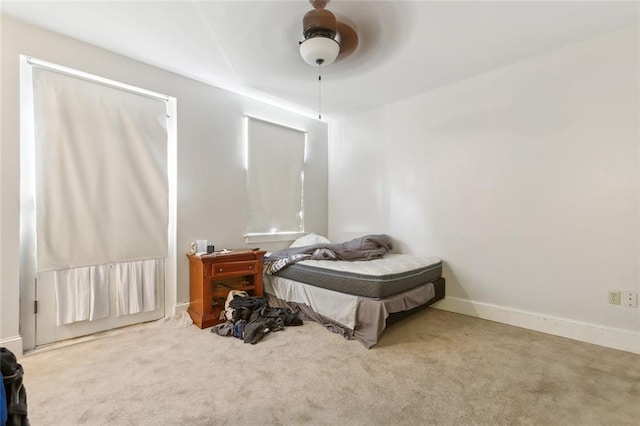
<box><xmin>218</xmin><ymin>268</ymin><xmax>223</xmax><ymax>272</ymax></box>
<box><xmin>248</xmin><ymin>265</ymin><xmax>253</xmax><ymax>269</ymax></box>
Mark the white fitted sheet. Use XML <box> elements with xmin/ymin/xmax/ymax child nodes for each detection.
<box><xmin>264</xmin><ymin>274</ymin><xmax>358</xmax><ymax>329</ymax></box>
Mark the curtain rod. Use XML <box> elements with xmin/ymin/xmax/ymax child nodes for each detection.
<box><xmin>25</xmin><ymin>56</ymin><xmax>170</xmax><ymax>103</ymax></box>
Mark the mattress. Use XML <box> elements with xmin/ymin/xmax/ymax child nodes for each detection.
<box><xmin>271</xmin><ymin>254</ymin><xmax>442</xmax><ymax>298</ymax></box>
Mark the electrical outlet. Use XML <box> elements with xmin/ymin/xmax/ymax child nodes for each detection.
<box><xmin>608</xmin><ymin>290</ymin><xmax>621</xmax><ymax>305</ymax></box>
<box><xmin>622</xmin><ymin>291</ymin><xmax>637</xmax><ymax>308</ymax></box>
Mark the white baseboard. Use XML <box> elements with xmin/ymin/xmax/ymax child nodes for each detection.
<box><xmin>173</xmin><ymin>302</ymin><xmax>190</xmax><ymax>315</ymax></box>
<box><xmin>0</xmin><ymin>335</ymin><xmax>24</xmax><ymax>357</ymax></box>
<box><xmin>433</xmin><ymin>297</ymin><xmax>640</xmax><ymax>354</ymax></box>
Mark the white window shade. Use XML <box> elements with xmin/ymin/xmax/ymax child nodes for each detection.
<box><xmin>33</xmin><ymin>68</ymin><xmax>168</xmax><ymax>271</ymax></box>
<box><xmin>246</xmin><ymin>117</ymin><xmax>305</xmax><ymax>235</ymax></box>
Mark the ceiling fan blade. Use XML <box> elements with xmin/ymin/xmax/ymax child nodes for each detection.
<box><xmin>336</xmin><ymin>21</ymin><xmax>359</xmax><ymax>60</ymax></box>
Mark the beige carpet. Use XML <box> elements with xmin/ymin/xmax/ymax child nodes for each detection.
<box><xmin>18</xmin><ymin>309</ymin><xmax>640</xmax><ymax>425</ymax></box>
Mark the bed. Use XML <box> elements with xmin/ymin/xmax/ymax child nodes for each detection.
<box><xmin>263</xmin><ymin>234</ymin><xmax>445</xmax><ymax>348</ymax></box>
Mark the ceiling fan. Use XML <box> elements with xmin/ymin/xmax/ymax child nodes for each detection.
<box><xmin>299</xmin><ymin>0</ymin><xmax>359</xmax><ymax>67</ymax></box>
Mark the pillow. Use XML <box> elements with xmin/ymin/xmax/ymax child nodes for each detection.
<box><xmin>289</xmin><ymin>233</ymin><xmax>331</xmax><ymax>248</ymax></box>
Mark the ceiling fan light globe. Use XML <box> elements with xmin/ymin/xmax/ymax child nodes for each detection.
<box><xmin>299</xmin><ymin>37</ymin><xmax>340</xmax><ymax>66</ymax></box>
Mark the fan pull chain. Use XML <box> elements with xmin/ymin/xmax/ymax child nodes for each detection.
<box><xmin>317</xmin><ymin>62</ymin><xmax>322</xmax><ymax>120</ymax></box>
<box><xmin>315</xmin><ymin>58</ymin><xmax>325</xmax><ymax>120</ymax></box>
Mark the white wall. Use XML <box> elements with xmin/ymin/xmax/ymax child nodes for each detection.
<box><xmin>0</xmin><ymin>15</ymin><xmax>328</xmax><ymax>352</ymax></box>
<box><xmin>329</xmin><ymin>27</ymin><xmax>639</xmax><ymax>353</ymax></box>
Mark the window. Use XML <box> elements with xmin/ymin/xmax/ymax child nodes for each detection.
<box><xmin>245</xmin><ymin>116</ymin><xmax>306</xmax><ymax>243</ymax></box>
<box><xmin>30</xmin><ymin>61</ymin><xmax>170</xmax><ymax>270</ymax></box>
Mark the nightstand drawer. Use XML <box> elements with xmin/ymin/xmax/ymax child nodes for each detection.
<box><xmin>211</xmin><ymin>261</ymin><xmax>258</xmax><ymax>277</ymax></box>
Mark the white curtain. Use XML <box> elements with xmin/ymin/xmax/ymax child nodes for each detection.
<box><xmin>115</xmin><ymin>258</ymin><xmax>163</xmax><ymax>316</ymax></box>
<box><xmin>246</xmin><ymin>117</ymin><xmax>305</xmax><ymax>234</ymax></box>
<box><xmin>52</xmin><ymin>265</ymin><xmax>109</xmax><ymax>326</ymax></box>
<box><xmin>33</xmin><ymin>68</ymin><xmax>168</xmax><ymax>271</ymax></box>
<box><xmin>32</xmin><ymin>67</ymin><xmax>168</xmax><ymax>323</ymax></box>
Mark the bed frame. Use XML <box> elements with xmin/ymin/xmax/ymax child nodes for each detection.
<box><xmin>386</xmin><ymin>277</ymin><xmax>445</xmax><ymax>327</ymax></box>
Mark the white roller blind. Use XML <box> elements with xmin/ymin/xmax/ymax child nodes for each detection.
<box><xmin>33</xmin><ymin>68</ymin><xmax>168</xmax><ymax>271</ymax></box>
<box><xmin>246</xmin><ymin>117</ymin><xmax>305</xmax><ymax>234</ymax></box>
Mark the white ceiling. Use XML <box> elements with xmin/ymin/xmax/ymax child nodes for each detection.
<box><xmin>3</xmin><ymin>1</ymin><xmax>639</xmax><ymax>120</ymax></box>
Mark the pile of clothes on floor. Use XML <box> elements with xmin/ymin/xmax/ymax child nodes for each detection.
<box><xmin>211</xmin><ymin>290</ymin><xmax>303</xmax><ymax>344</ymax></box>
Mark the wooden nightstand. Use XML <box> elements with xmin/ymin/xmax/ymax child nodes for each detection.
<box><xmin>187</xmin><ymin>249</ymin><xmax>265</xmax><ymax>329</ymax></box>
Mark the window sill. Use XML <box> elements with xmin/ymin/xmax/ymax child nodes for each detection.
<box><xmin>244</xmin><ymin>232</ymin><xmax>305</xmax><ymax>244</ymax></box>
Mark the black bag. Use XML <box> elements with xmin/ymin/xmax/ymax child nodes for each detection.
<box><xmin>0</xmin><ymin>347</ymin><xmax>29</xmax><ymax>426</ymax></box>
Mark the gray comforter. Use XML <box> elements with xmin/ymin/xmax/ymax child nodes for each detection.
<box><xmin>264</xmin><ymin>234</ymin><xmax>392</xmax><ymax>275</ymax></box>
